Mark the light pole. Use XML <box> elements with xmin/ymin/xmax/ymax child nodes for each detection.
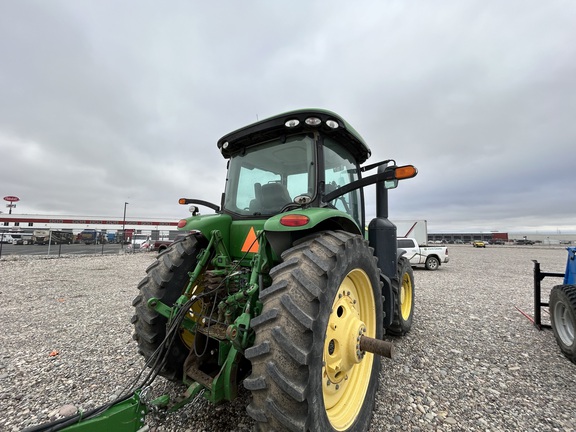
<box><xmin>122</xmin><ymin>202</ymin><xmax>129</xmax><ymax>249</ymax></box>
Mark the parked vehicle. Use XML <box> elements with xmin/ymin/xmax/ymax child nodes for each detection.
<box><xmin>9</xmin><ymin>229</ymin><xmax>34</xmax><ymax>245</ymax></box>
<box><xmin>393</xmin><ymin>220</ymin><xmax>428</xmax><ymax>246</ymax></box>
<box><xmin>152</xmin><ymin>234</ymin><xmax>190</xmax><ymax>252</ymax></box>
<box><xmin>515</xmin><ymin>239</ymin><xmax>535</xmax><ymax>245</ymax></box>
<box><xmin>152</xmin><ymin>239</ymin><xmax>172</xmax><ymax>252</ymax></box>
<box><xmin>118</xmin><ymin>229</ymin><xmax>134</xmax><ymax>244</ymax></box>
<box><xmin>140</xmin><ymin>240</ymin><xmax>153</xmax><ymax>251</ymax></box>
<box><xmin>531</xmin><ymin>247</ymin><xmax>576</xmax><ymax>364</ymax></box>
<box><xmin>549</xmin><ymin>248</ymin><xmax>576</xmax><ymax>363</ymax></box>
<box><xmin>473</xmin><ymin>240</ymin><xmax>486</xmax><ymax>248</ymax></box>
<box><xmin>32</xmin><ymin>229</ymin><xmax>74</xmax><ymax>245</ymax></box>
<box><xmin>131</xmin><ymin>234</ymin><xmax>151</xmax><ymax>249</ymax></box>
<box><xmin>398</xmin><ymin>237</ymin><xmax>449</xmax><ymax>270</ymax></box>
<box><xmin>79</xmin><ymin>229</ymin><xmax>102</xmax><ymax>245</ymax></box>
<box><xmin>0</xmin><ymin>233</ymin><xmax>14</xmax><ymax>244</ymax></box>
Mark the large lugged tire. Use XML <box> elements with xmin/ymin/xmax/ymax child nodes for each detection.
<box><xmin>549</xmin><ymin>284</ymin><xmax>576</xmax><ymax>364</ymax></box>
<box><xmin>244</xmin><ymin>231</ymin><xmax>383</xmax><ymax>432</ymax></box>
<box><xmin>131</xmin><ymin>234</ymin><xmax>205</xmax><ymax>381</ymax></box>
<box><xmin>387</xmin><ymin>257</ymin><xmax>414</xmax><ymax>336</ymax></box>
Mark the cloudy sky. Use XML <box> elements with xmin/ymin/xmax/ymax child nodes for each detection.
<box><xmin>1</xmin><ymin>1</ymin><xmax>574</xmax><ymax>234</ymax></box>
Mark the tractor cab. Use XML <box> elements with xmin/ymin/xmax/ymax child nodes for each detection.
<box><xmin>179</xmin><ymin>109</ymin><xmax>415</xmax><ymax>262</ymax></box>
<box><xmin>218</xmin><ymin>109</ymin><xmax>371</xmax><ymax>230</ymax></box>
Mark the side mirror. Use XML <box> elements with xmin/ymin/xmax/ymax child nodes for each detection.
<box><xmin>384</xmin><ymin>179</ymin><xmax>398</xmax><ymax>189</ymax></box>
<box><xmin>383</xmin><ymin>164</ymin><xmax>417</xmax><ymax>189</ymax></box>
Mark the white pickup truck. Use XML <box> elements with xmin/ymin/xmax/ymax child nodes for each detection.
<box><xmin>397</xmin><ymin>237</ymin><xmax>449</xmax><ymax>271</ymax></box>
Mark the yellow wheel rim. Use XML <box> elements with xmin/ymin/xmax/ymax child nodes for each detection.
<box><xmin>323</xmin><ymin>269</ymin><xmax>376</xmax><ymax>431</ymax></box>
<box><xmin>180</xmin><ymin>285</ymin><xmax>205</xmax><ymax>348</ymax></box>
<box><xmin>400</xmin><ymin>272</ymin><xmax>413</xmax><ymax>321</ymax></box>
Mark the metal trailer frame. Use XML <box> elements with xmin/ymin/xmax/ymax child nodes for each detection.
<box><xmin>530</xmin><ymin>247</ymin><xmax>576</xmax><ymax>330</ymax></box>
<box><xmin>531</xmin><ymin>260</ymin><xmax>564</xmax><ymax>330</ymax></box>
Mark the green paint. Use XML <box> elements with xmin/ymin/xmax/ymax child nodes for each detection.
<box><xmin>58</xmin><ymin>393</ymin><xmax>146</xmax><ymax>432</ymax></box>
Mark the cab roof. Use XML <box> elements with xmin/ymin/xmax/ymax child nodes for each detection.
<box><xmin>217</xmin><ymin>108</ymin><xmax>372</xmax><ymax>164</ymax></box>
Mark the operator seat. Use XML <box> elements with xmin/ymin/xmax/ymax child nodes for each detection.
<box><xmin>260</xmin><ymin>182</ymin><xmax>292</xmax><ymax>213</ymax></box>
<box><xmin>248</xmin><ymin>183</ymin><xmax>263</xmax><ymax>214</ymax></box>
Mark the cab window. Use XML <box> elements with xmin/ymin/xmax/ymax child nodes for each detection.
<box><xmin>323</xmin><ymin>137</ymin><xmax>362</xmax><ymax>227</ymax></box>
<box><xmin>224</xmin><ymin>134</ymin><xmax>315</xmax><ymax>216</ymax></box>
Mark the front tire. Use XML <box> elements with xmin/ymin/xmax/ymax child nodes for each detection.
<box><xmin>244</xmin><ymin>231</ymin><xmax>383</xmax><ymax>432</ymax></box>
<box><xmin>131</xmin><ymin>234</ymin><xmax>205</xmax><ymax>380</ymax></box>
<box><xmin>550</xmin><ymin>284</ymin><xmax>576</xmax><ymax>364</ymax></box>
<box><xmin>387</xmin><ymin>257</ymin><xmax>415</xmax><ymax>336</ymax></box>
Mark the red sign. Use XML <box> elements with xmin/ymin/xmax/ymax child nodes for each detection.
<box><xmin>3</xmin><ymin>196</ymin><xmax>20</xmax><ymax>202</ymax></box>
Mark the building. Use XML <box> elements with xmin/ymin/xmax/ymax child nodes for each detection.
<box><xmin>0</xmin><ymin>213</ymin><xmax>180</xmax><ymax>241</ymax></box>
<box><xmin>428</xmin><ymin>231</ymin><xmax>574</xmax><ymax>245</ymax></box>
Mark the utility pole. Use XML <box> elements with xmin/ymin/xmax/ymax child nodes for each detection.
<box><xmin>122</xmin><ymin>202</ymin><xmax>129</xmax><ymax>249</ymax></box>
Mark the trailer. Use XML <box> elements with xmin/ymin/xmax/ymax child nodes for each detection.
<box><xmin>9</xmin><ymin>229</ymin><xmax>34</xmax><ymax>245</ymax></box>
<box><xmin>51</xmin><ymin>230</ymin><xmax>74</xmax><ymax>245</ymax></box>
<box><xmin>393</xmin><ymin>219</ymin><xmax>428</xmax><ymax>246</ymax></box>
<box><xmin>79</xmin><ymin>229</ymin><xmax>102</xmax><ymax>245</ymax></box>
<box><xmin>32</xmin><ymin>229</ymin><xmax>74</xmax><ymax>245</ymax></box>
<box><xmin>32</xmin><ymin>229</ymin><xmax>51</xmax><ymax>245</ymax></box>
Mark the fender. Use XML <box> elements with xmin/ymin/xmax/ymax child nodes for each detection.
<box><xmin>263</xmin><ymin>207</ymin><xmax>362</xmax><ymax>256</ymax></box>
<box><xmin>177</xmin><ymin>213</ymin><xmax>232</xmax><ymax>252</ymax></box>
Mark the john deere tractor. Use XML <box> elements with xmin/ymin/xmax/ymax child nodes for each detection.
<box><xmin>129</xmin><ymin>109</ymin><xmax>417</xmax><ymax>431</ymax></box>
<box><xmin>26</xmin><ymin>109</ymin><xmax>416</xmax><ymax>432</ymax></box>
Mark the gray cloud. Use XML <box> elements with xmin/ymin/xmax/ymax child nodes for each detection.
<box><xmin>1</xmin><ymin>1</ymin><xmax>575</xmax><ymax>233</ymax></box>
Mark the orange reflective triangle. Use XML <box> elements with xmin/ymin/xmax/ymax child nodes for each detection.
<box><xmin>241</xmin><ymin>227</ymin><xmax>259</xmax><ymax>253</ymax></box>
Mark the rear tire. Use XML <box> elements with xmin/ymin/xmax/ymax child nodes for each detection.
<box><xmin>550</xmin><ymin>284</ymin><xmax>576</xmax><ymax>364</ymax></box>
<box><xmin>244</xmin><ymin>231</ymin><xmax>383</xmax><ymax>432</ymax></box>
<box><xmin>131</xmin><ymin>234</ymin><xmax>204</xmax><ymax>380</ymax></box>
<box><xmin>425</xmin><ymin>256</ymin><xmax>439</xmax><ymax>271</ymax></box>
<box><xmin>387</xmin><ymin>257</ymin><xmax>414</xmax><ymax>336</ymax></box>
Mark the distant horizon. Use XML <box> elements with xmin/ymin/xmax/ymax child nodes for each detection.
<box><xmin>1</xmin><ymin>212</ymin><xmax>575</xmax><ymax>238</ymax></box>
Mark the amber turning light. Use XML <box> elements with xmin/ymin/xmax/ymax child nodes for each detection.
<box><xmin>395</xmin><ymin>165</ymin><xmax>418</xmax><ymax>180</ymax></box>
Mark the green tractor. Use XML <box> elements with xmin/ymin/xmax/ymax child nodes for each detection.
<box><xmin>27</xmin><ymin>109</ymin><xmax>417</xmax><ymax>432</ymax></box>
<box><xmin>130</xmin><ymin>109</ymin><xmax>417</xmax><ymax>431</ymax></box>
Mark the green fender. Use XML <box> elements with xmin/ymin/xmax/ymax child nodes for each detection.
<box><xmin>178</xmin><ymin>213</ymin><xmax>270</xmax><ymax>262</ymax></box>
<box><xmin>263</xmin><ymin>208</ymin><xmax>362</xmax><ymax>257</ymax></box>
<box><xmin>177</xmin><ymin>208</ymin><xmax>362</xmax><ymax>261</ymax></box>
<box><xmin>177</xmin><ymin>213</ymin><xmax>233</xmax><ymax>250</ymax></box>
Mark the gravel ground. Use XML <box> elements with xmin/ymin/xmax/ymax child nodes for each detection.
<box><xmin>1</xmin><ymin>245</ymin><xmax>575</xmax><ymax>431</ymax></box>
